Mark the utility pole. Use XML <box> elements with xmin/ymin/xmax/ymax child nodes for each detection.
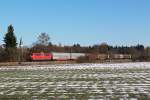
<box><xmin>18</xmin><ymin>37</ymin><xmax>23</xmax><ymax>64</ymax></box>
<box><xmin>70</xmin><ymin>47</ymin><xmax>72</xmax><ymax>60</ymax></box>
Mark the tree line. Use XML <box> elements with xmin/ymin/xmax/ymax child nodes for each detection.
<box><xmin>0</xmin><ymin>25</ymin><xmax>150</xmax><ymax>62</ymax></box>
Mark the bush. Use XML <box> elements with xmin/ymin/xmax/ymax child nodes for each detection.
<box><xmin>76</xmin><ymin>54</ymin><xmax>96</xmax><ymax>63</ymax></box>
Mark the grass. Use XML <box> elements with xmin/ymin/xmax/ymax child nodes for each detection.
<box><xmin>0</xmin><ymin>67</ymin><xmax>149</xmax><ymax>99</ymax></box>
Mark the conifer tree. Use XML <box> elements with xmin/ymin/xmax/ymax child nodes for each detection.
<box><xmin>3</xmin><ymin>25</ymin><xmax>17</xmax><ymax>61</ymax></box>
<box><xmin>4</xmin><ymin>25</ymin><xmax>17</xmax><ymax>49</ymax></box>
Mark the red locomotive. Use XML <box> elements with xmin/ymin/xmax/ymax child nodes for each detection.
<box><xmin>30</xmin><ymin>52</ymin><xmax>53</xmax><ymax>61</ymax></box>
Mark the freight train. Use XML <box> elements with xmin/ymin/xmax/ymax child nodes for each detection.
<box><xmin>30</xmin><ymin>52</ymin><xmax>132</xmax><ymax>61</ymax></box>
<box><xmin>30</xmin><ymin>52</ymin><xmax>85</xmax><ymax>61</ymax></box>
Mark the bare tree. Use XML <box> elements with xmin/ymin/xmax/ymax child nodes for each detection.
<box><xmin>37</xmin><ymin>33</ymin><xmax>50</xmax><ymax>46</ymax></box>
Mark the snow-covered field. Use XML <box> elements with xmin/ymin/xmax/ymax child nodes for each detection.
<box><xmin>0</xmin><ymin>62</ymin><xmax>150</xmax><ymax>99</ymax></box>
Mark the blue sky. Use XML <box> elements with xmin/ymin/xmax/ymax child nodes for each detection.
<box><xmin>0</xmin><ymin>0</ymin><xmax>150</xmax><ymax>46</ymax></box>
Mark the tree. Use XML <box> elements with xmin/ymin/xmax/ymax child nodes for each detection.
<box><xmin>135</xmin><ymin>44</ymin><xmax>144</xmax><ymax>52</ymax></box>
<box><xmin>3</xmin><ymin>25</ymin><xmax>18</xmax><ymax>61</ymax></box>
<box><xmin>30</xmin><ymin>33</ymin><xmax>51</xmax><ymax>53</ymax></box>
<box><xmin>37</xmin><ymin>33</ymin><xmax>50</xmax><ymax>46</ymax></box>
<box><xmin>99</xmin><ymin>43</ymin><xmax>109</xmax><ymax>54</ymax></box>
<box><xmin>4</xmin><ymin>25</ymin><xmax>17</xmax><ymax>49</ymax></box>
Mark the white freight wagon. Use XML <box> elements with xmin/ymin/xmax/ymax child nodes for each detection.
<box><xmin>52</xmin><ymin>52</ymin><xmax>85</xmax><ymax>60</ymax></box>
<box><xmin>71</xmin><ymin>53</ymin><xmax>86</xmax><ymax>59</ymax></box>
